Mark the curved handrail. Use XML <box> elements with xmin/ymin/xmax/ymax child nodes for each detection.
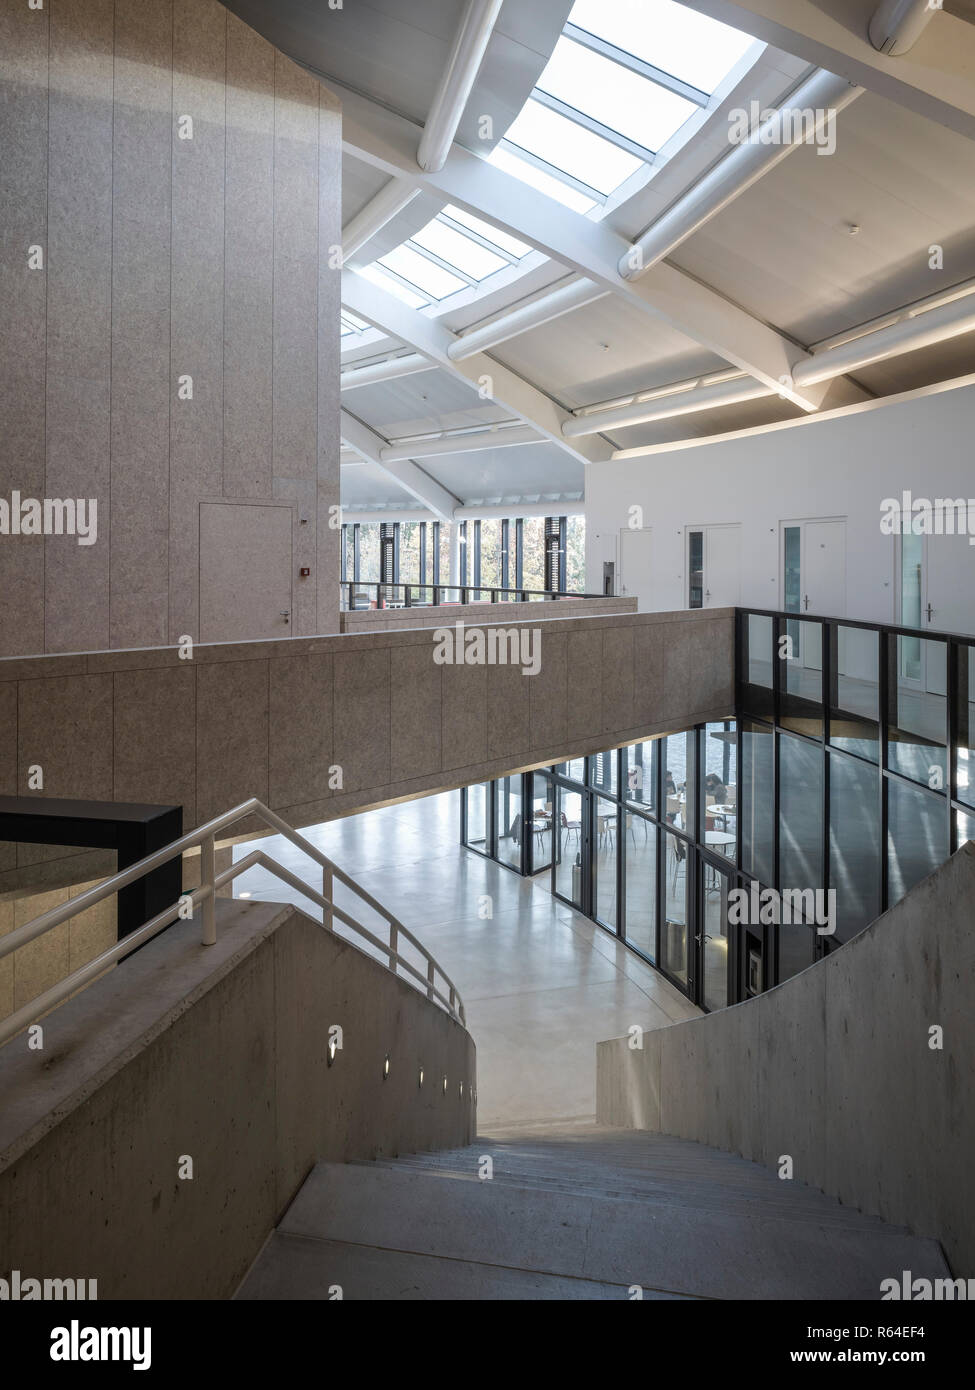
<box><xmin>0</xmin><ymin>798</ymin><xmax>466</xmax><ymax>1048</ymax></box>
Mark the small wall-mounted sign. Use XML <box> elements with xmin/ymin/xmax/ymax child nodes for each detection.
<box><xmin>299</xmin><ymin>567</ymin><xmax>311</xmax><ymax>577</ymax></box>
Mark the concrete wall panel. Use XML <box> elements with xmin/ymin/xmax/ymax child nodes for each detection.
<box><xmin>169</xmin><ymin>0</ymin><xmax>227</xmax><ymax>641</ymax></box>
<box><xmin>0</xmin><ymin>900</ymin><xmax>476</xmax><ymax>1298</ymax></box>
<box><xmin>44</xmin><ymin>0</ymin><xmax>114</xmax><ymax>654</ymax></box>
<box><xmin>597</xmin><ymin>841</ymin><xmax>975</xmax><ymax>1273</ymax></box>
<box><xmin>110</xmin><ymin>0</ymin><xmax>174</xmax><ymax>650</ymax></box>
<box><xmin>0</xmin><ymin>0</ymin><xmax>342</xmax><ymax>658</ymax></box>
<box><xmin>0</xmin><ymin>610</ymin><xmax>734</xmax><ymax>887</ymax></box>
<box><xmin>223</xmin><ymin>14</ymin><xmax>273</xmax><ymax>501</ymax></box>
<box><xmin>0</xmin><ymin>0</ymin><xmax>48</xmax><ymax>657</ymax></box>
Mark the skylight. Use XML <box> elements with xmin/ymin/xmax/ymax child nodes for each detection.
<box><xmin>340</xmin><ymin>310</ymin><xmax>371</xmax><ymax>338</ymax></box>
<box><xmin>379</xmin><ymin>244</ymin><xmax>469</xmax><ymax>300</ymax></box>
<box><xmin>538</xmin><ymin>36</ymin><xmax>698</xmax><ymax>156</ymax></box>
<box><xmin>358</xmin><ymin>263</ymin><xmax>428</xmax><ymax>309</ymax></box>
<box><xmin>487</xmin><ymin>145</ymin><xmax>598</xmax><ymax>214</ymax></box>
<box><xmin>348</xmin><ymin>0</ymin><xmax>757</xmax><ymax>318</ymax></box>
<box><xmin>505</xmin><ymin>101</ymin><xmax>642</xmax><ymax>198</ymax></box>
<box><xmin>411</xmin><ymin>219</ymin><xmax>507</xmax><ymax>280</ymax></box>
<box><xmin>441</xmin><ymin>206</ymin><xmax>532</xmax><ymax>259</ymax></box>
<box><xmin>488</xmin><ymin>0</ymin><xmax>757</xmax><ymax>211</ymax></box>
<box><xmin>568</xmin><ymin>0</ymin><xmax>755</xmax><ymax>96</ymax></box>
<box><xmin>357</xmin><ymin>205</ymin><xmax>533</xmax><ymax>311</ymax></box>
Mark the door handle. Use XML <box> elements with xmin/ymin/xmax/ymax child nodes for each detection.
<box><xmin>803</xmin><ymin>594</ymin><xmax>809</xmax><ymax>610</ymax></box>
<box><xmin>280</xmin><ymin>610</ymin><xmax>291</xmax><ymax>624</ymax></box>
<box><xmin>926</xmin><ymin>602</ymin><xmax>933</xmax><ymax>623</ymax></box>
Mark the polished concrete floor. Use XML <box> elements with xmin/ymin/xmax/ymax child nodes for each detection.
<box><xmin>232</xmin><ymin>792</ymin><xmax>700</xmax><ymax>1130</ymax></box>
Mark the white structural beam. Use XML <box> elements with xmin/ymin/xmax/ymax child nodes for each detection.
<box><xmin>342</xmin><ymin>500</ymin><xmax>586</xmax><ymax>522</ymax></box>
<box><xmin>623</xmin><ymin>70</ymin><xmax>863</xmax><ymax>280</ymax></box>
<box><xmin>340</xmin><ymin>410</ymin><xmax>461</xmax><ymax>522</ymax></box>
<box><xmin>336</xmin><ymin>82</ymin><xmax>860</xmax><ymax>412</ymax></box>
<box><xmin>341</xmin><ymin>353</ymin><xmax>434</xmax><ymax>391</ymax></box>
<box><xmin>563</xmin><ymin>375</ymin><xmax>775</xmax><ymax>436</ymax></box>
<box><xmin>417</xmin><ymin>0</ymin><xmax>504</xmax><ymax>173</ymax></box>
<box><xmin>341</xmin><ymin>270</ymin><xmax>614</xmax><ymax>466</ymax></box>
<box><xmin>448</xmin><ymin>277</ymin><xmax>609</xmax><ymax>360</ymax></box>
<box><xmin>342</xmin><ymin>177</ymin><xmax>420</xmax><ymax>259</ymax></box>
<box><xmin>677</xmin><ymin>0</ymin><xmax>975</xmax><ymax>140</ymax></box>
<box><xmin>869</xmin><ymin>0</ymin><xmax>938</xmax><ymax>55</ymax></box>
<box><xmin>793</xmin><ymin>285</ymin><xmax>975</xmax><ymax>386</ymax></box>
<box><xmin>380</xmin><ymin>424</ymin><xmax>543</xmax><ymax>461</ymax></box>
<box><xmin>453</xmin><ymin>500</ymin><xmax>584</xmax><ymax>518</ymax></box>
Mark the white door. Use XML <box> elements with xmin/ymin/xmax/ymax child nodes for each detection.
<box><xmin>897</xmin><ymin>509</ymin><xmax>975</xmax><ymax>698</ymax></box>
<box><xmin>804</xmin><ymin>520</ymin><xmax>847</xmax><ymax>618</ymax></box>
<box><xmin>686</xmin><ymin>524</ymin><xmax>740</xmax><ymax>609</ymax></box>
<box><xmin>200</xmin><ymin>502</ymin><xmax>294</xmax><ymax>642</ymax></box>
<box><xmin>781</xmin><ymin>518</ymin><xmax>846</xmax><ymax>673</ymax></box>
<box><xmin>705</xmin><ymin>525</ymin><xmax>741</xmax><ymax>607</ymax></box>
<box><xmin>781</xmin><ymin>518</ymin><xmax>847</xmax><ymax>619</ymax></box>
<box><xmin>619</xmin><ymin>527</ymin><xmax>653</xmax><ymax>610</ymax></box>
<box><xmin>925</xmin><ymin>524</ymin><xmax>975</xmax><ymax>639</ymax></box>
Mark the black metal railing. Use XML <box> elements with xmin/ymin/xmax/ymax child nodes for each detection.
<box><xmin>459</xmin><ymin>605</ymin><xmax>975</xmax><ymax>1012</ymax></box>
<box><xmin>736</xmin><ymin>606</ymin><xmax>975</xmax><ymax>947</ymax></box>
<box><xmin>339</xmin><ymin>581</ymin><xmax>605</xmax><ymax>612</ymax></box>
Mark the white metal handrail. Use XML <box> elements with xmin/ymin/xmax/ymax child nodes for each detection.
<box><xmin>0</xmin><ymin>797</ymin><xmax>466</xmax><ymax>1048</ymax></box>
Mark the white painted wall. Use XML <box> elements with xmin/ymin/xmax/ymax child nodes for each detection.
<box><xmin>586</xmin><ymin>376</ymin><xmax>975</xmax><ymax>634</ymax></box>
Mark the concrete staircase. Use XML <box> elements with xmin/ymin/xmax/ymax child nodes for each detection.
<box><xmin>237</xmin><ymin>1122</ymin><xmax>950</xmax><ymax>1300</ymax></box>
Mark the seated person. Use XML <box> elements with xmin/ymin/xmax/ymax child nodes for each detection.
<box><xmin>704</xmin><ymin>772</ymin><xmax>728</xmax><ymax>804</ymax></box>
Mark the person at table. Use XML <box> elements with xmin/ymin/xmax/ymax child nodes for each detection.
<box><xmin>664</xmin><ymin>770</ymin><xmax>680</xmax><ymax>826</ymax></box>
<box><xmin>705</xmin><ymin>772</ymin><xmax>728</xmax><ymax>804</ymax></box>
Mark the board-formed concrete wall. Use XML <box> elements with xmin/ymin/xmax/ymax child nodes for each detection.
<box><xmin>596</xmin><ymin>841</ymin><xmax>975</xmax><ymax>1275</ymax></box>
<box><xmin>0</xmin><ymin>898</ymin><xmax>475</xmax><ymax>1299</ymax></box>
<box><xmin>0</xmin><ymin>0</ymin><xmax>342</xmax><ymax>656</ymax></box>
<box><xmin>0</xmin><ymin>607</ymin><xmax>735</xmax><ymax>854</ymax></box>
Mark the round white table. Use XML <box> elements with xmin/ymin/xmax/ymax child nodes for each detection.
<box><xmin>705</xmin><ymin>830</ymin><xmax>735</xmax><ymax>855</ymax></box>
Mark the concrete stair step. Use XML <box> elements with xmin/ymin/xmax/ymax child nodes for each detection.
<box><xmin>236</xmin><ymin>1234</ymin><xmax>695</xmax><ymax>1301</ymax></box>
<box><xmin>348</xmin><ymin>1159</ymin><xmax>905</xmax><ymax>1230</ymax></box>
<box><xmin>276</xmin><ymin>1158</ymin><xmax>949</xmax><ymax>1301</ymax></box>
<box><xmin>390</xmin><ymin>1149</ymin><xmax>835</xmax><ymax>1188</ymax></box>
<box><xmin>380</xmin><ymin>1147</ymin><xmax>871</xmax><ymax>1197</ymax></box>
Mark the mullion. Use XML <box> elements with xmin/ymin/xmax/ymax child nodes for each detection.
<box><xmin>562</xmin><ymin>22</ymin><xmax>710</xmax><ymax>107</ymax></box>
<box><xmin>437</xmin><ymin>212</ymin><xmax>523</xmax><ymax>266</ymax></box>
<box><xmin>499</xmin><ymin>138</ymin><xmax>607</xmax><ymax>204</ymax></box>
<box><xmin>404</xmin><ymin>237</ymin><xmax>479</xmax><ymax>289</ymax></box>
<box><xmin>531</xmin><ymin>88</ymin><xmax>658</xmax><ymax>165</ymax></box>
<box><xmin>371</xmin><ymin>262</ymin><xmax>435</xmax><ymax>305</ymax></box>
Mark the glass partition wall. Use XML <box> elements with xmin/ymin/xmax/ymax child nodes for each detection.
<box><xmin>460</xmin><ymin>610</ymin><xmax>975</xmax><ymax>1012</ymax></box>
<box><xmin>461</xmin><ymin>721</ymin><xmax>743</xmax><ymax>1011</ymax></box>
<box><xmin>462</xmin><ymin>772</ymin><xmax>554</xmax><ymax>877</ymax></box>
<box><xmin>737</xmin><ymin>608</ymin><xmax>971</xmax><ymax>950</ymax></box>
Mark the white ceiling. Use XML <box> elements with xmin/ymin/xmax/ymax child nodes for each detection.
<box><xmin>224</xmin><ymin>0</ymin><xmax>975</xmax><ymax>513</ymax></box>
